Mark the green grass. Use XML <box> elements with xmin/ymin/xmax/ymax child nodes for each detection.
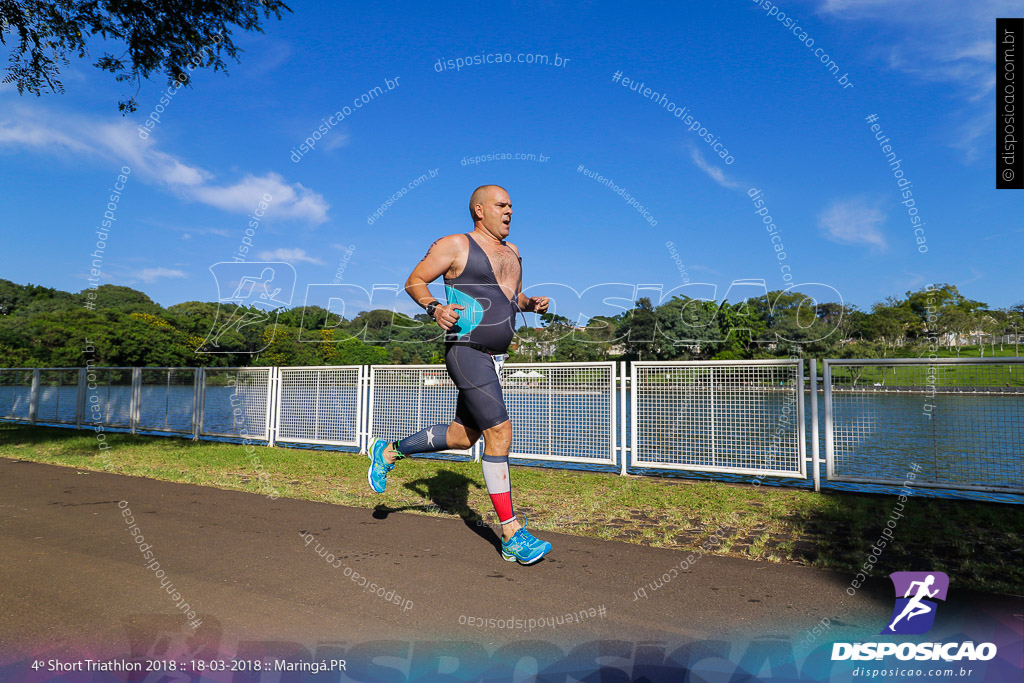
<box><xmin>934</xmin><ymin>346</ymin><xmax>1023</xmax><ymax>359</ymax></box>
<box><xmin>828</xmin><ymin>358</ymin><xmax>1024</xmax><ymax>388</ymax></box>
<box><xmin>2</xmin><ymin>423</ymin><xmax>1022</xmax><ymax>595</ymax></box>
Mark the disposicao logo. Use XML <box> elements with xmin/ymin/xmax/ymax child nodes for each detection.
<box><xmin>881</xmin><ymin>571</ymin><xmax>948</xmax><ymax>635</ymax></box>
<box><xmin>831</xmin><ymin>571</ymin><xmax>997</xmax><ymax>662</ymax></box>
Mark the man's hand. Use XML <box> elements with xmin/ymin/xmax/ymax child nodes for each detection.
<box><xmin>434</xmin><ymin>303</ymin><xmax>464</xmax><ymax>330</ymax></box>
<box><xmin>524</xmin><ymin>296</ymin><xmax>549</xmax><ymax>314</ymax></box>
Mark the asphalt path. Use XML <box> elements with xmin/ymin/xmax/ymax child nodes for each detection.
<box><xmin>1</xmin><ymin>457</ymin><xmax>1019</xmax><ymax>680</ymax></box>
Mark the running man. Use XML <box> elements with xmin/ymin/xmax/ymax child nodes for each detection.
<box><xmin>887</xmin><ymin>574</ymin><xmax>940</xmax><ymax>631</ymax></box>
<box><xmin>367</xmin><ymin>185</ymin><xmax>553</xmax><ymax>565</ymax></box>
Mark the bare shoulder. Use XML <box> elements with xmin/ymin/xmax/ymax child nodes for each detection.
<box><xmin>445</xmin><ymin>233</ymin><xmax>470</xmax><ymax>249</ymax></box>
<box><xmin>420</xmin><ymin>233</ymin><xmax>466</xmax><ymax>257</ymax></box>
<box><xmin>431</xmin><ymin>233</ymin><xmax>469</xmax><ymax>254</ymax></box>
<box><xmin>437</xmin><ymin>233</ymin><xmax>470</xmax><ymax>278</ymax></box>
<box><xmin>505</xmin><ymin>241</ymin><xmax>520</xmax><ymax>256</ymax></box>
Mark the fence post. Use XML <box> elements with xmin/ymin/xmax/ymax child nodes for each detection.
<box><xmin>311</xmin><ymin>369</ymin><xmax>321</xmax><ymax>443</ymax></box>
<box><xmin>810</xmin><ymin>359</ymin><xmax>821</xmax><ymax>492</ymax></box>
<box><xmin>266</xmin><ymin>367</ymin><xmax>278</xmax><ymax>448</ymax></box>
<box><xmin>546</xmin><ymin>367</ymin><xmax>553</xmax><ymax>458</ymax></box>
<box><xmin>28</xmin><ymin>368</ymin><xmax>40</xmax><ymax>425</ymax></box>
<box><xmin>609</xmin><ymin>362</ymin><xmax>617</xmax><ymax>470</ymax></box>
<box><xmin>629</xmin><ymin>362</ymin><xmax>638</xmax><ymax>471</ymax></box>
<box><xmin>796</xmin><ymin>359</ymin><xmax>807</xmax><ymax>481</ymax></box>
<box><xmin>75</xmin><ymin>368</ymin><xmax>87</xmax><ymax>429</ymax></box>
<box><xmin>619</xmin><ymin>361</ymin><xmax>628</xmax><ymax>476</ymax></box>
<box><xmin>357</xmin><ymin>366</ymin><xmax>365</xmax><ymax>453</ymax></box>
<box><xmin>191</xmin><ymin>368</ymin><xmax>201</xmax><ymax>441</ymax></box>
<box><xmin>709</xmin><ymin>367</ymin><xmax>716</xmax><ymax>468</ymax></box>
<box><xmin>364</xmin><ymin>366</ymin><xmax>372</xmax><ymax>450</ymax></box>
<box><xmin>823</xmin><ymin>360</ymin><xmax>834</xmax><ymax>481</ymax></box>
<box><xmin>197</xmin><ymin>367</ymin><xmax>207</xmax><ymax>439</ymax></box>
<box><xmin>130</xmin><ymin>367</ymin><xmax>141</xmax><ymax>434</ymax></box>
<box><xmin>365</xmin><ymin>365</ymin><xmax>375</xmax><ymax>453</ymax></box>
<box><xmin>416</xmin><ymin>369</ymin><xmax>423</xmax><ymax>434</ymax></box>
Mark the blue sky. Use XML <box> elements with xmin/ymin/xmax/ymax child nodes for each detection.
<box><xmin>1</xmin><ymin>0</ymin><xmax>1020</xmax><ymax>325</ymax></box>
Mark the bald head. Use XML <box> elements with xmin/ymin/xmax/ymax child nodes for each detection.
<box><xmin>469</xmin><ymin>185</ymin><xmax>509</xmax><ymax>221</ymax></box>
<box><xmin>468</xmin><ymin>184</ymin><xmax>513</xmax><ymax>240</ymax></box>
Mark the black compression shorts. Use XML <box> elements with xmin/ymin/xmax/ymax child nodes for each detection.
<box><xmin>445</xmin><ymin>344</ymin><xmax>509</xmax><ymax>432</ymax></box>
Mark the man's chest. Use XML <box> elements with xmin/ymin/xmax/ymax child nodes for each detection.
<box><xmin>483</xmin><ymin>247</ymin><xmax>521</xmax><ymax>284</ymax></box>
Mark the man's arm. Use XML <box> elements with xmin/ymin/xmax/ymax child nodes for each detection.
<box><xmin>406</xmin><ymin>235</ymin><xmax>465</xmax><ymax>329</ymax></box>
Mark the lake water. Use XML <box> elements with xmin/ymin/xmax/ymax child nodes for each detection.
<box><xmin>2</xmin><ymin>384</ymin><xmax>1021</xmax><ymax>504</ymax></box>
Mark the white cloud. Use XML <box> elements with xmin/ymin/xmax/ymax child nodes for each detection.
<box><xmin>820</xmin><ymin>0</ymin><xmax>912</xmax><ymax>16</ymax></box>
<box><xmin>981</xmin><ymin>226</ymin><xmax>1024</xmax><ymax>241</ymax></box>
<box><xmin>72</xmin><ymin>271</ymin><xmax>114</xmax><ymax>282</ymax></box>
<box><xmin>688</xmin><ymin>145</ymin><xmax>741</xmax><ymax>190</ymax></box>
<box><xmin>0</xmin><ymin>104</ymin><xmax>330</xmax><ymax>223</ymax></box>
<box><xmin>817</xmin><ymin>0</ymin><xmax>1015</xmax><ymax>159</ymax></box>
<box><xmin>323</xmin><ymin>130</ymin><xmax>351</xmax><ymax>152</ymax></box>
<box><xmin>956</xmin><ymin>267</ymin><xmax>984</xmax><ymax>288</ymax></box>
<box><xmin>0</xmin><ymin>118</ymin><xmax>93</xmax><ymax>154</ymax></box>
<box><xmin>129</xmin><ymin>267</ymin><xmax>188</xmax><ymax>283</ymax></box>
<box><xmin>818</xmin><ymin>199</ymin><xmax>887</xmax><ymax>249</ymax></box>
<box><xmin>257</xmin><ymin>247</ymin><xmax>325</xmax><ymax>265</ymax></box>
<box><xmin>144</xmin><ymin>220</ymin><xmax>232</xmax><ymax>240</ymax></box>
<box><xmin>246</xmin><ymin>39</ymin><xmax>293</xmax><ymax>75</ymax></box>
<box><xmin>190</xmin><ymin>172</ymin><xmax>328</xmax><ymax>223</ymax></box>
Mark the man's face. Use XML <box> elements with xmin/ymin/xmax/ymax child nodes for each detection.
<box><xmin>476</xmin><ymin>188</ymin><xmax>512</xmax><ymax>239</ymax></box>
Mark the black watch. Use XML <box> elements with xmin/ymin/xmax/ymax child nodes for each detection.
<box><xmin>425</xmin><ymin>301</ymin><xmax>441</xmax><ymax>318</ymax></box>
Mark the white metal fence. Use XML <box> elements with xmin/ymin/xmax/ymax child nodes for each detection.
<box><xmin>0</xmin><ymin>368</ymin><xmax>34</xmax><ymax>422</ymax></box>
<box><xmin>0</xmin><ymin>366</ymin><xmax>275</xmax><ymax>442</ymax></box>
<box><xmin>500</xmin><ymin>362</ymin><xmax>616</xmax><ymax>464</ymax></box>
<box><xmin>367</xmin><ymin>362</ymin><xmax>618</xmax><ymax>464</ymax></box>
<box><xmin>199</xmin><ymin>367</ymin><xmax>273</xmax><ymax>441</ymax></box>
<box><xmin>369</xmin><ymin>365</ymin><xmax>476</xmax><ymax>458</ymax></box>
<box><xmin>277</xmin><ymin>366</ymin><xmax>362</xmax><ymax>448</ymax></box>
<box><xmin>35</xmin><ymin>368</ymin><xmax>82</xmax><ymax>426</ymax></box>
<box><xmin>823</xmin><ymin>358</ymin><xmax>1024</xmax><ymax>494</ymax></box>
<box><xmin>138</xmin><ymin>367</ymin><xmax>199</xmax><ymax>435</ymax></box>
<box><xmin>82</xmin><ymin>367</ymin><xmax>134</xmax><ymax>429</ymax></box>
<box><xmin>630</xmin><ymin>360</ymin><xmax>807</xmax><ymax>478</ymax></box>
<box><xmin>3</xmin><ymin>358</ymin><xmax>1023</xmax><ymax>501</ymax></box>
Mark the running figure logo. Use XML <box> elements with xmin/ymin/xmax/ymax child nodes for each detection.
<box><xmin>881</xmin><ymin>571</ymin><xmax>949</xmax><ymax>635</ymax></box>
<box><xmin>199</xmin><ymin>262</ymin><xmax>296</xmax><ymax>354</ymax></box>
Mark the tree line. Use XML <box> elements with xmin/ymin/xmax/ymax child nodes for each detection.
<box><xmin>0</xmin><ymin>279</ymin><xmax>1021</xmax><ymax>369</ymax></box>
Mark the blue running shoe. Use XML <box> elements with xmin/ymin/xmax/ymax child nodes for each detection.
<box><xmin>367</xmin><ymin>438</ymin><xmax>395</xmax><ymax>493</ymax></box>
<box><xmin>501</xmin><ymin>516</ymin><xmax>552</xmax><ymax>565</ymax></box>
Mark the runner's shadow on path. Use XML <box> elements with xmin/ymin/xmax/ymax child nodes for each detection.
<box><xmin>372</xmin><ymin>470</ymin><xmax>501</xmax><ymax>551</ymax></box>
